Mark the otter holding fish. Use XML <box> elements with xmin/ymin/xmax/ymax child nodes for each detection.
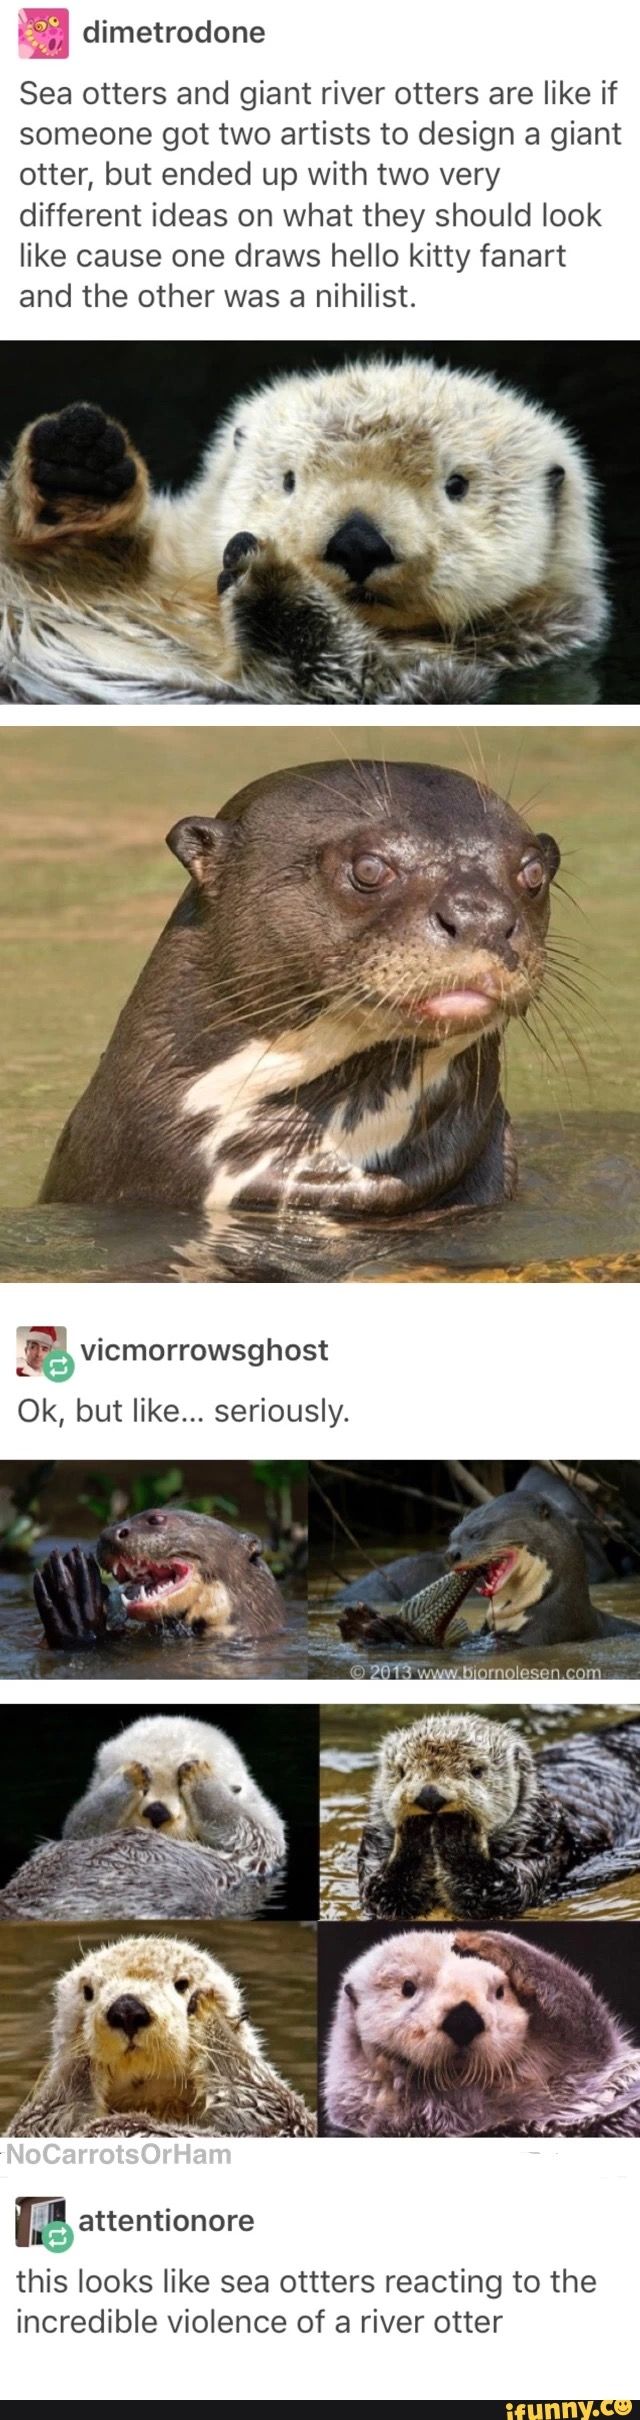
<box><xmin>40</xmin><ymin>758</ymin><xmax>560</xmax><ymax>1219</ymax></box>
<box><xmin>338</xmin><ymin>1494</ymin><xmax>640</xmax><ymax>1657</ymax></box>
<box><xmin>32</xmin><ymin>1507</ymin><xmax>287</xmax><ymax>1652</ymax></box>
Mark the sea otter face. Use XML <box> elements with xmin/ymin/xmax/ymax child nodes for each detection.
<box><xmin>97</xmin><ymin>1507</ymin><xmax>265</xmax><ymax>1631</ymax></box>
<box><xmin>379</xmin><ymin>1714</ymin><xmax>524</xmax><ymax>1841</ymax></box>
<box><xmin>95</xmin><ymin>1715</ymin><xmax>253</xmax><ymax>1838</ymax></box>
<box><xmin>181</xmin><ymin>762</ymin><xmax>560</xmax><ymax>1051</ymax></box>
<box><xmin>208</xmin><ymin>359</ymin><xmax>583</xmax><ymax>635</ymax></box>
<box><xmin>448</xmin><ymin>1494</ymin><xmax>563</xmax><ymax>1631</ymax></box>
<box><xmin>52</xmin><ymin>1936</ymin><xmax>248</xmax><ymax>2113</ymax></box>
<box><xmin>342</xmin><ymin>1932</ymin><xmax>529</xmax><ymax>2081</ymax></box>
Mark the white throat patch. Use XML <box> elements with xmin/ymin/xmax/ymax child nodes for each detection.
<box><xmin>182</xmin><ymin>1014</ymin><xmax>489</xmax><ymax>1209</ymax></box>
<box><xmin>490</xmin><ymin>1546</ymin><xmax>552</xmax><ymax>1632</ymax></box>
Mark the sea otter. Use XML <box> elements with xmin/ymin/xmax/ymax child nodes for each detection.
<box><xmin>0</xmin><ymin>358</ymin><xmax>606</xmax><ymax>704</ymax></box>
<box><xmin>323</xmin><ymin>1927</ymin><xmax>640</xmax><ymax>2136</ymax></box>
<box><xmin>0</xmin><ymin>1715</ymin><xmax>287</xmax><ymax>1918</ymax></box>
<box><xmin>7</xmin><ymin>1934</ymin><xmax>316</xmax><ymax>2136</ymax></box>
<box><xmin>31</xmin><ymin>1508</ymin><xmax>287</xmax><ymax>1651</ymax></box>
<box><xmin>39</xmin><ymin>759</ymin><xmax>560</xmax><ymax>1218</ymax></box>
<box><xmin>357</xmin><ymin>1711</ymin><xmax>640</xmax><ymax>1919</ymax></box>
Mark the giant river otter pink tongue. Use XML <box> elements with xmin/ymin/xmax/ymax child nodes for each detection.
<box><xmin>39</xmin><ymin>758</ymin><xmax>560</xmax><ymax>1218</ymax></box>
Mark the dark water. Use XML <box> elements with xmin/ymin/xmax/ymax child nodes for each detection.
<box><xmin>0</xmin><ymin>1537</ymin><xmax>307</xmax><ymax>1682</ymax></box>
<box><xmin>320</xmin><ymin>1703</ymin><xmax>640</xmax><ymax>1923</ymax></box>
<box><xmin>0</xmin><ymin>1115</ymin><xmax>639</xmax><ymax>1283</ymax></box>
<box><xmin>0</xmin><ymin>1920</ymin><xmax>317</xmax><ymax>2131</ymax></box>
<box><xmin>309</xmin><ymin>1554</ymin><xmax>640</xmax><ymax>1683</ymax></box>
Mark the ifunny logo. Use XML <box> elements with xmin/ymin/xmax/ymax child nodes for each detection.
<box><xmin>506</xmin><ymin>2403</ymin><xmax>634</xmax><ymax>2419</ymax></box>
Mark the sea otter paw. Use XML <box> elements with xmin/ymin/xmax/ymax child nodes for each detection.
<box><xmin>217</xmin><ymin>531</ymin><xmax>263</xmax><ymax>593</ymax></box>
<box><xmin>33</xmin><ymin>1545</ymin><xmax>109</xmax><ymax>1649</ymax></box>
<box><xmin>29</xmin><ymin>404</ymin><xmax>138</xmax><ymax>515</ymax></box>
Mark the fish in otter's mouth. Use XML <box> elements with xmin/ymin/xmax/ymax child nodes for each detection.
<box><xmin>451</xmin><ymin>1544</ymin><xmax>550</xmax><ymax>1630</ymax></box>
<box><xmin>103</xmin><ymin>1549</ymin><xmax>196</xmax><ymax>1621</ymax></box>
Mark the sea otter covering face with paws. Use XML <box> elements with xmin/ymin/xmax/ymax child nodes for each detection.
<box><xmin>0</xmin><ymin>357</ymin><xmax>606</xmax><ymax>704</ymax></box>
<box><xmin>41</xmin><ymin>759</ymin><xmax>560</xmax><ymax>1219</ymax></box>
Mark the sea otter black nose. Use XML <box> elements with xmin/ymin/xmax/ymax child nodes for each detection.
<box><xmin>431</xmin><ymin>882</ymin><xmax>518</xmax><ymax>951</ymax></box>
<box><xmin>144</xmin><ymin>1801</ymin><xmax>171</xmax><ymax>1829</ymax></box>
<box><xmin>413</xmin><ymin>1785</ymin><xmax>447</xmax><ymax>1813</ymax></box>
<box><xmin>106</xmin><ymin>1993</ymin><xmax>152</xmax><ymax>2039</ymax></box>
<box><xmin>441</xmin><ymin>1999</ymin><xmax>485</xmax><ymax>2048</ymax></box>
<box><xmin>324</xmin><ymin>512</ymin><xmax>395</xmax><ymax>587</ymax></box>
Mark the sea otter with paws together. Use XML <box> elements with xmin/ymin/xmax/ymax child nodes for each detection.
<box><xmin>357</xmin><ymin>1711</ymin><xmax>640</xmax><ymax>1919</ymax></box>
<box><xmin>0</xmin><ymin>358</ymin><xmax>606</xmax><ymax>704</ymax></box>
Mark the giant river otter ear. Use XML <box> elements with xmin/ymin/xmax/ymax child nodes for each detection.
<box><xmin>166</xmin><ymin>817</ymin><xmax>231</xmax><ymax>886</ymax></box>
<box><xmin>534</xmin><ymin>831</ymin><xmax>561</xmax><ymax>882</ymax></box>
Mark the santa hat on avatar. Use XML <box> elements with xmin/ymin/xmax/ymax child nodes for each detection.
<box><xmin>25</xmin><ymin>1325</ymin><xmax>58</xmax><ymax>1347</ymax></box>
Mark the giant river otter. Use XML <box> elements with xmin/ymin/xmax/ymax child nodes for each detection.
<box><xmin>7</xmin><ymin>1934</ymin><xmax>316</xmax><ymax>2137</ymax></box>
<box><xmin>338</xmin><ymin>1494</ymin><xmax>640</xmax><ymax>1656</ymax></box>
<box><xmin>0</xmin><ymin>359</ymin><xmax>606</xmax><ymax>705</ymax></box>
<box><xmin>32</xmin><ymin>1508</ymin><xmax>287</xmax><ymax>1650</ymax></box>
<box><xmin>357</xmin><ymin>1711</ymin><xmax>640</xmax><ymax>1919</ymax></box>
<box><xmin>324</xmin><ymin>1927</ymin><xmax>640</xmax><ymax>2136</ymax></box>
<box><xmin>40</xmin><ymin>759</ymin><xmax>560</xmax><ymax>1218</ymax></box>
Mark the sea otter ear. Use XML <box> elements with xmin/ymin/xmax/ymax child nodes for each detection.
<box><xmin>167</xmin><ymin>817</ymin><xmax>231</xmax><ymax>885</ymax></box>
<box><xmin>534</xmin><ymin>831</ymin><xmax>561</xmax><ymax>882</ymax></box>
<box><xmin>344</xmin><ymin>1979</ymin><xmax>359</xmax><ymax>2009</ymax></box>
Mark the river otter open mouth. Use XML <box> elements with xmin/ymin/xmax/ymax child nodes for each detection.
<box><xmin>108</xmin><ymin>1554</ymin><xmax>194</xmax><ymax>1619</ymax></box>
<box><xmin>472</xmin><ymin>1551</ymin><xmax>522</xmax><ymax>1599</ymax></box>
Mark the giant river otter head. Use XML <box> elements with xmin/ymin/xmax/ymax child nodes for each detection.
<box><xmin>377</xmin><ymin>1711</ymin><xmax>530</xmax><ymax>1848</ymax></box>
<box><xmin>97</xmin><ymin>1506</ymin><xmax>279</xmax><ymax>1634</ymax></box>
<box><xmin>52</xmin><ymin>1934</ymin><xmax>259</xmax><ymax>2118</ymax></box>
<box><xmin>171</xmin><ymin>757</ymin><xmax>560</xmax><ymax>1055</ymax></box>
<box><xmin>447</xmin><ymin>1492</ymin><xmax>581</xmax><ymax>1633</ymax></box>
<box><xmin>204</xmin><ymin>356</ymin><xmax>596</xmax><ymax>638</ymax></box>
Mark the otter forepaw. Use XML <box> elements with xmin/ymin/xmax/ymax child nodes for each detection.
<box><xmin>30</xmin><ymin>404</ymin><xmax>138</xmax><ymax>510</ymax></box>
<box><xmin>217</xmin><ymin>531</ymin><xmax>263</xmax><ymax>594</ymax></box>
<box><xmin>33</xmin><ymin>1545</ymin><xmax>108</xmax><ymax>1649</ymax></box>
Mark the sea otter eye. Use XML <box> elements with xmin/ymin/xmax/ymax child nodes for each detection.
<box><xmin>83</xmin><ymin>1984</ymin><xmax>94</xmax><ymax>2002</ymax></box>
<box><xmin>401</xmin><ymin>1979</ymin><xmax>417</xmax><ymax>1998</ymax></box>
<box><xmin>283</xmin><ymin>469</ymin><xmax>296</xmax><ymax>492</ymax></box>
<box><xmin>174</xmin><ymin>1977</ymin><xmax>191</xmax><ymax>1994</ymax></box>
<box><xmin>495</xmin><ymin>1984</ymin><xmax>505</xmax><ymax>2000</ymax></box>
<box><xmin>445</xmin><ymin>472</ymin><xmax>469</xmax><ymax>500</ymax></box>
<box><xmin>469</xmin><ymin>1764</ymin><xmax>486</xmax><ymax>1779</ymax></box>
<box><xmin>548</xmin><ymin>463</ymin><xmax>565</xmax><ymax>494</ymax></box>
<box><xmin>518</xmin><ymin>853</ymin><xmax>546</xmax><ymax>895</ymax></box>
<box><xmin>231</xmin><ymin>1784</ymin><xmax>242</xmax><ymax>1794</ymax></box>
<box><xmin>350</xmin><ymin>852</ymin><xmax>394</xmax><ymax>892</ymax></box>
